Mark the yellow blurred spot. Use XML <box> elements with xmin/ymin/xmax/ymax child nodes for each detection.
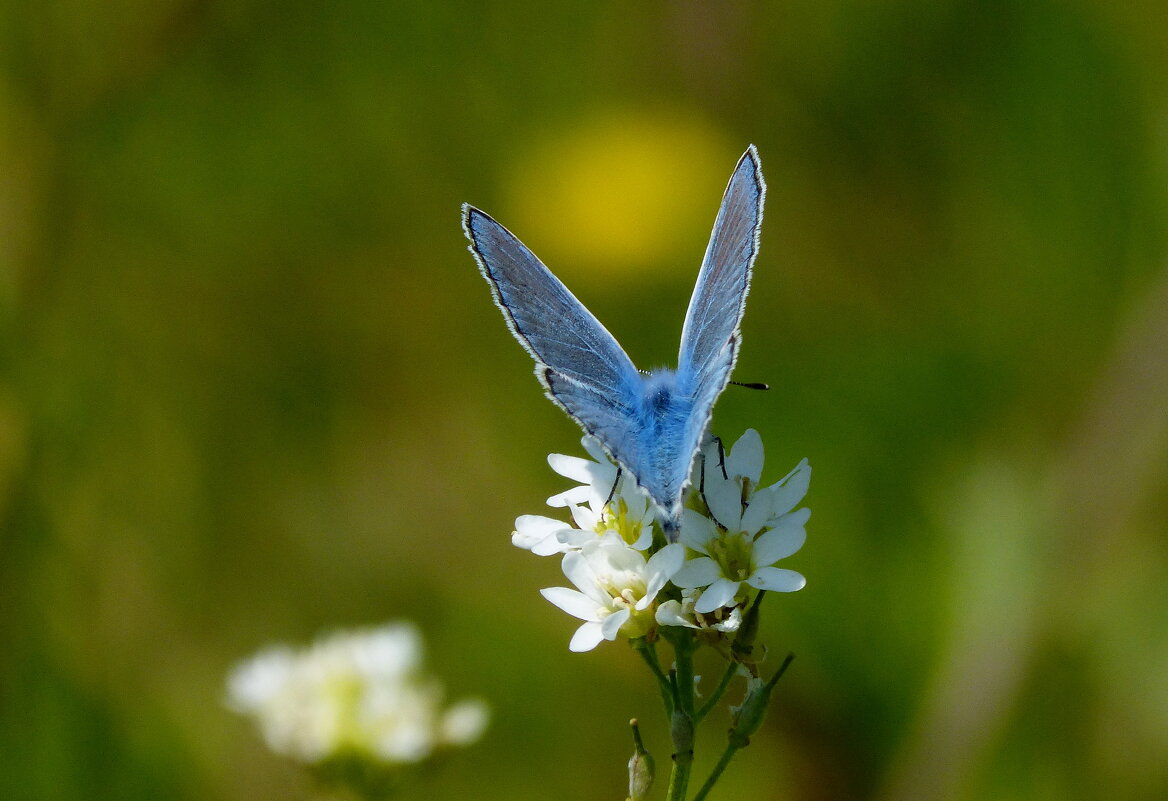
<box><xmin>503</xmin><ymin>110</ymin><xmax>731</xmax><ymax>282</ymax></box>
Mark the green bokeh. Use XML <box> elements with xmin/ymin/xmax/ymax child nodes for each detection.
<box><xmin>2</xmin><ymin>1</ymin><xmax>1166</xmax><ymax>800</ymax></box>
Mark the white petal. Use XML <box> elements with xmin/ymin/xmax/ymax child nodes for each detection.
<box><xmin>580</xmin><ymin>435</ymin><xmax>612</xmax><ymax>465</ymax></box>
<box><xmin>753</xmin><ymin>524</ymin><xmax>807</xmax><ymax>565</ymax></box>
<box><xmin>556</xmin><ymin>528</ymin><xmax>598</xmax><ymax>549</ymax></box>
<box><xmin>628</xmin><ymin>523</ymin><xmax>654</xmax><ymax>551</ymax></box>
<box><xmin>561</xmin><ymin>552</ymin><xmax>606</xmax><ymax>604</ymax></box>
<box><xmin>713</xmin><ymin>608</ymin><xmax>743</xmax><ymax>633</ymax></box>
<box><xmin>655</xmin><ymin>600</ymin><xmax>697</xmax><ymax>628</ymax></box>
<box><xmin>727</xmin><ymin>429</ymin><xmax>764</xmax><ymax>485</ymax></box>
<box><xmin>512</xmin><ymin>515</ymin><xmax>564</xmax><ymax>548</ymax></box>
<box><xmin>589</xmin><ymin>538</ymin><xmax>644</xmax><ymax>574</ymax></box>
<box><xmin>569</xmin><ymin>502</ymin><xmax>600</xmax><ymax>531</ymax></box>
<box><xmin>647</xmin><ymin>543</ymin><xmax>685</xmax><ymax>582</ymax></box>
<box><xmin>548</xmin><ymin>453</ymin><xmax>602</xmax><ymax>484</ymax></box>
<box><xmin>634</xmin><ymin>495</ymin><xmax>655</xmax><ymax>526</ymax></box>
<box><xmin>513</xmin><ymin>514</ymin><xmax>563</xmax><ymax>536</ymax></box>
<box><xmin>704</xmin><ymin>468</ymin><xmax>743</xmax><ymax>531</ymax></box>
<box><xmin>767</xmin><ymin>460</ymin><xmax>811</xmax><ymax>517</ymax></box>
<box><xmin>747</xmin><ymin>567</ymin><xmax>806</xmax><ymax>592</ymax></box>
<box><xmin>679</xmin><ymin>508</ymin><xmax>717</xmax><ymax>553</ymax></box>
<box><xmin>671</xmin><ymin>557</ymin><xmax>721</xmax><ymax>589</ymax></box>
<box><xmin>695</xmin><ymin>578</ymin><xmax>741</xmax><ymax>613</ymax></box>
<box><xmin>569</xmin><ymin>621</ymin><xmax>606</xmax><ymax>652</ymax></box>
<box><xmin>540</xmin><ymin>587</ymin><xmax>602</xmax><ymax>621</ymax></box>
<box><xmin>512</xmin><ymin>515</ymin><xmax>576</xmax><ymax>556</ymax></box>
<box><xmin>639</xmin><ymin>544</ymin><xmax>684</xmax><ymax>609</ymax></box>
<box><xmin>739</xmin><ymin>493</ymin><xmax>773</xmax><ymax>536</ymax></box>
<box><xmin>769</xmin><ymin>506</ymin><xmax>811</xmax><ymax>537</ymax></box>
<box><xmin>529</xmin><ymin>535</ymin><xmax>574</xmax><ymax>557</ymax></box>
<box><xmin>546</xmin><ymin>485</ymin><xmax>593</xmax><ymax>508</ymax></box>
<box><xmin>600</xmin><ymin>608</ymin><xmax>630</xmax><ymax>641</ymax></box>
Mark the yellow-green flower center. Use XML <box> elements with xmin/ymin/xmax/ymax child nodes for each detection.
<box><xmin>596</xmin><ymin>497</ymin><xmax>642</xmax><ymax>546</ymax></box>
<box><xmin>594</xmin><ymin>573</ymin><xmax>655</xmax><ymax>639</ymax></box>
<box><xmin>708</xmin><ymin>530</ymin><xmax>754</xmax><ymax>582</ymax></box>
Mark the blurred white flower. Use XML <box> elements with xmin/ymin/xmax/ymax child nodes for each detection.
<box><xmin>672</xmin><ymin>431</ymin><xmax>811</xmax><ymax>613</ymax></box>
<box><xmin>541</xmin><ymin>537</ymin><xmax>685</xmax><ymax>651</ymax></box>
<box><xmin>227</xmin><ymin>622</ymin><xmax>488</xmax><ymax>766</ymax></box>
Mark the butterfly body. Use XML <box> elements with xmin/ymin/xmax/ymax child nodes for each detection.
<box><xmin>630</xmin><ymin>369</ymin><xmax>692</xmax><ymax>510</ymax></box>
<box><xmin>464</xmin><ymin>146</ymin><xmax>766</xmax><ymax>533</ymax></box>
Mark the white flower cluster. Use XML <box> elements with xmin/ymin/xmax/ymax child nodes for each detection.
<box><xmin>227</xmin><ymin>622</ymin><xmax>489</xmax><ymax>765</ymax></box>
<box><xmin>515</xmin><ymin>430</ymin><xmax>810</xmax><ymax>651</ymax></box>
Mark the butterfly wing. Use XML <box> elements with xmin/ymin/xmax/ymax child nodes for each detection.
<box><xmin>673</xmin><ymin>146</ymin><xmax>766</xmax><ymax>484</ymax></box>
<box><xmin>463</xmin><ymin>205</ymin><xmax>651</xmax><ymax>488</ymax></box>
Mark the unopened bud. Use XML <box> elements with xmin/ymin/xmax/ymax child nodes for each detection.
<box><xmin>627</xmin><ymin>719</ymin><xmax>655</xmax><ymax>801</ymax></box>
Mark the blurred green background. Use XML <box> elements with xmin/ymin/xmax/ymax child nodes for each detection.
<box><xmin>2</xmin><ymin>1</ymin><xmax>1166</xmax><ymax>799</ymax></box>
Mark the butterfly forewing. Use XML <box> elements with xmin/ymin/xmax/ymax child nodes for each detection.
<box><xmin>463</xmin><ymin>205</ymin><xmax>650</xmax><ymax>480</ymax></box>
<box><xmin>677</xmin><ymin>146</ymin><xmax>765</xmax><ymax>395</ymax></box>
<box><xmin>464</xmin><ymin>207</ymin><xmax>641</xmax><ymax>396</ymax></box>
<box><xmin>669</xmin><ymin>146</ymin><xmax>766</xmax><ymax>512</ymax></box>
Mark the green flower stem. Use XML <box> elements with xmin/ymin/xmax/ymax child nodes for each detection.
<box><xmin>695</xmin><ymin>660</ymin><xmax>738</xmax><ymax>724</ymax></box>
<box><xmin>691</xmin><ymin>742</ymin><xmax>740</xmax><ymax>801</ymax></box>
<box><xmin>632</xmin><ymin>638</ymin><xmax>674</xmax><ymax>716</ymax></box>
<box><xmin>665</xmin><ymin>703</ymin><xmax>694</xmax><ymax>801</ymax></box>
<box><xmin>671</xmin><ymin>632</ymin><xmax>696</xmax><ymax>717</ymax></box>
<box><xmin>694</xmin><ymin>652</ymin><xmax>796</xmax><ymax>801</ymax></box>
<box><xmin>731</xmin><ymin>591</ymin><xmax>766</xmax><ymax>670</ymax></box>
<box><xmin>665</xmin><ymin>631</ymin><xmax>697</xmax><ymax>801</ymax></box>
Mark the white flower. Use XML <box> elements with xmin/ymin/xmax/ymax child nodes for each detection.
<box><xmin>672</xmin><ymin>431</ymin><xmax>810</xmax><ymax>614</ymax></box>
<box><xmin>545</xmin><ymin>435</ymin><xmax>622</xmax><ymax>510</ymax></box>
<box><xmin>514</xmin><ymin>437</ymin><xmax>656</xmax><ymax>555</ymax></box>
<box><xmin>559</xmin><ymin>486</ymin><xmax>656</xmax><ymax>551</ymax></box>
<box><xmin>656</xmin><ymin>588</ymin><xmax>743</xmax><ymax>633</ymax></box>
<box><xmin>227</xmin><ymin>623</ymin><xmax>488</xmax><ymax>765</ymax></box>
<box><xmin>541</xmin><ymin>537</ymin><xmax>685</xmax><ymax>651</ymax></box>
<box><xmin>512</xmin><ymin>514</ymin><xmax>577</xmax><ymax>556</ymax></box>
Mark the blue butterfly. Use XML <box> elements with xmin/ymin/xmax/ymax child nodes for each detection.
<box><xmin>463</xmin><ymin>145</ymin><xmax>765</xmax><ymax>533</ymax></box>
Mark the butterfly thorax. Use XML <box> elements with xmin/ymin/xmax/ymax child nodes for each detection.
<box><xmin>640</xmin><ymin>369</ymin><xmax>686</xmax><ymax>413</ymax></box>
<box><xmin>632</xmin><ymin>369</ymin><xmax>697</xmax><ymax>515</ymax></box>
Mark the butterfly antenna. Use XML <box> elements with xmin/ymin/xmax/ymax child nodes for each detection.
<box><xmin>730</xmin><ymin>381</ymin><xmax>769</xmax><ymax>391</ymax></box>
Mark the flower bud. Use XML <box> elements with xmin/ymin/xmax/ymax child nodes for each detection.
<box><xmin>626</xmin><ymin>719</ymin><xmax>655</xmax><ymax>801</ymax></box>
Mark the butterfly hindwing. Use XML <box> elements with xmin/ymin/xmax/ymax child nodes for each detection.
<box><xmin>540</xmin><ymin>369</ymin><xmax>648</xmax><ymax>482</ymax></box>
